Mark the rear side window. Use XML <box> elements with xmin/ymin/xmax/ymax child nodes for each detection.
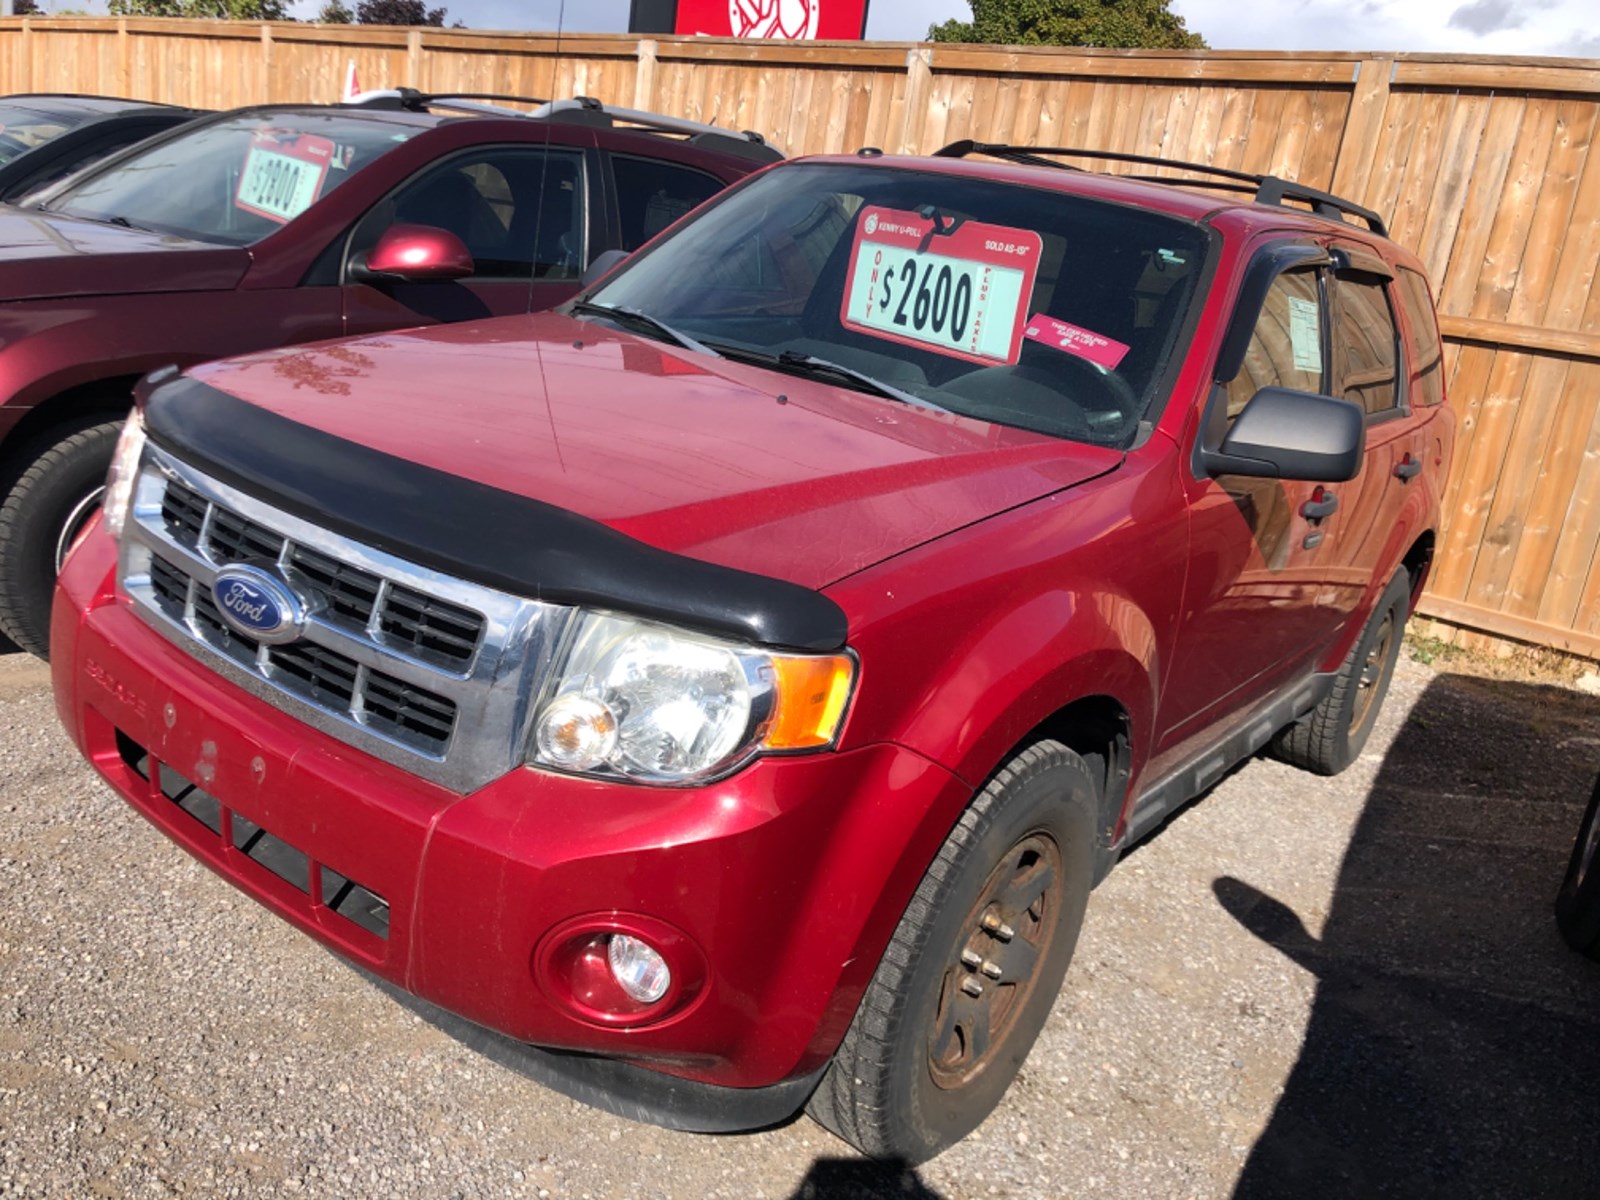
<box><xmin>611</xmin><ymin>156</ymin><xmax>722</xmax><ymax>251</ymax></box>
<box><xmin>1398</xmin><ymin>268</ymin><xmax>1445</xmax><ymax>407</ymax></box>
<box><xmin>1225</xmin><ymin>268</ymin><xmax>1324</xmax><ymax>421</ymax></box>
<box><xmin>1335</xmin><ymin>276</ymin><xmax>1400</xmax><ymax>416</ymax></box>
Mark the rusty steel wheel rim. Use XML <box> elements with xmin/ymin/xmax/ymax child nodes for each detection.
<box><xmin>928</xmin><ymin>832</ymin><xmax>1063</xmax><ymax>1090</ymax></box>
<box><xmin>1350</xmin><ymin>610</ymin><xmax>1395</xmax><ymax>732</ymax></box>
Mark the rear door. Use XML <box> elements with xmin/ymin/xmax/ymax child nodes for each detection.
<box><xmin>1317</xmin><ymin>247</ymin><xmax>1426</xmax><ymax>617</ymax></box>
<box><xmin>340</xmin><ymin>138</ymin><xmax>598</xmax><ymax>334</ymax></box>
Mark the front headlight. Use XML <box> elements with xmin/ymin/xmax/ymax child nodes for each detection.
<box><xmin>527</xmin><ymin>612</ymin><xmax>855</xmax><ymax>785</ymax></box>
<box><xmin>101</xmin><ymin>409</ymin><xmax>147</xmax><ymax>543</ymax></box>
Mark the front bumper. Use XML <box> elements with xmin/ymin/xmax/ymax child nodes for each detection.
<box><xmin>53</xmin><ymin>528</ymin><xmax>969</xmax><ymax>1103</ymax></box>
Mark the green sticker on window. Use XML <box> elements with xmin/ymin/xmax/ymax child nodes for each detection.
<box><xmin>1288</xmin><ymin>295</ymin><xmax>1322</xmax><ymax>374</ymax></box>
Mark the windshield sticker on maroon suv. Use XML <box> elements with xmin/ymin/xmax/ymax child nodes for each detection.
<box><xmin>234</xmin><ymin>132</ymin><xmax>336</xmax><ymax>225</ymax></box>
<box><xmin>1022</xmin><ymin>314</ymin><xmax>1130</xmax><ymax>371</ymax></box>
<box><xmin>840</xmin><ymin>206</ymin><xmax>1043</xmax><ymax>366</ymax></box>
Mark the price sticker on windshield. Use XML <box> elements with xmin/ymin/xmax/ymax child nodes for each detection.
<box><xmin>235</xmin><ymin>132</ymin><xmax>336</xmax><ymax>225</ymax></box>
<box><xmin>840</xmin><ymin>206</ymin><xmax>1043</xmax><ymax>366</ymax></box>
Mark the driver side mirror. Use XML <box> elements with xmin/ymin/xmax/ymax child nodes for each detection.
<box><xmin>351</xmin><ymin>223</ymin><xmax>474</xmax><ymax>284</ymax></box>
<box><xmin>1200</xmin><ymin>387</ymin><xmax>1365</xmax><ymax>483</ymax></box>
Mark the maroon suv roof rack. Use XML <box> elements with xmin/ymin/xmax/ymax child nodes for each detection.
<box><xmin>933</xmin><ymin>139</ymin><xmax>1388</xmax><ymax>237</ymax></box>
<box><xmin>349</xmin><ymin>89</ymin><xmax>783</xmax><ymax>163</ymax></box>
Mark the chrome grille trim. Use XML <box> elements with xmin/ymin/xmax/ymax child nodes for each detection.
<box><xmin>120</xmin><ymin>444</ymin><xmax>574</xmax><ymax>792</ymax></box>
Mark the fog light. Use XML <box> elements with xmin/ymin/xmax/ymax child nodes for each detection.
<box><xmin>607</xmin><ymin>934</ymin><xmax>670</xmax><ymax>1004</ymax></box>
<box><xmin>535</xmin><ymin>695</ymin><xmax>618</xmax><ymax>770</ymax></box>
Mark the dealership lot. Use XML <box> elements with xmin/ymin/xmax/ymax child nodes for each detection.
<box><xmin>2</xmin><ymin>645</ymin><xmax>1596</xmax><ymax>1199</ymax></box>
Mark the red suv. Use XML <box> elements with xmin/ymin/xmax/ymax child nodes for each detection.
<box><xmin>0</xmin><ymin>92</ymin><xmax>777</xmax><ymax>657</ymax></box>
<box><xmin>52</xmin><ymin>143</ymin><xmax>1452</xmax><ymax>1163</ymax></box>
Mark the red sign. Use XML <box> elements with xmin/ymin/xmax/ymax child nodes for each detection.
<box><xmin>840</xmin><ymin>206</ymin><xmax>1044</xmax><ymax>366</ymax></box>
<box><xmin>1022</xmin><ymin>314</ymin><xmax>1130</xmax><ymax>371</ymax></box>
<box><xmin>674</xmin><ymin>0</ymin><xmax>870</xmax><ymax>40</ymax></box>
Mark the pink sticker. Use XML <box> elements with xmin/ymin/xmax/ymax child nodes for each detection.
<box><xmin>1022</xmin><ymin>314</ymin><xmax>1130</xmax><ymax>371</ymax></box>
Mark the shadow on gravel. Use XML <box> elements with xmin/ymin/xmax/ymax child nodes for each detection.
<box><xmin>0</xmin><ymin>632</ymin><xmax>20</xmax><ymax>656</ymax></box>
<box><xmin>784</xmin><ymin>1157</ymin><xmax>945</xmax><ymax>1199</ymax></box>
<box><xmin>1217</xmin><ymin>672</ymin><xmax>1600</xmax><ymax>1200</ymax></box>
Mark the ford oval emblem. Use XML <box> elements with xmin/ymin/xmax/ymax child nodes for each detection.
<box><xmin>210</xmin><ymin>564</ymin><xmax>306</xmax><ymax>645</ymax></box>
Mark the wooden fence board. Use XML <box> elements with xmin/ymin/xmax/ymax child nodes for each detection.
<box><xmin>0</xmin><ymin>18</ymin><xmax>1598</xmax><ymax>656</ymax></box>
<box><xmin>1436</xmin><ymin>97</ymin><xmax>1526</xmax><ymax>318</ymax></box>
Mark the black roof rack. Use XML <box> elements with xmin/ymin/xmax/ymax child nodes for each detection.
<box><xmin>933</xmin><ymin>140</ymin><xmax>1387</xmax><ymax>237</ymax></box>
<box><xmin>346</xmin><ymin>89</ymin><xmax>783</xmax><ymax>163</ymax></box>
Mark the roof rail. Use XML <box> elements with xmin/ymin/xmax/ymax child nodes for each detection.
<box><xmin>346</xmin><ymin>89</ymin><xmax>548</xmax><ymax>118</ymax></box>
<box><xmin>535</xmin><ymin>96</ymin><xmax>784</xmax><ymax>163</ymax></box>
<box><xmin>934</xmin><ymin>140</ymin><xmax>1387</xmax><ymax>237</ymax></box>
<box><xmin>344</xmin><ymin>89</ymin><xmax>784</xmax><ymax>163</ymax></box>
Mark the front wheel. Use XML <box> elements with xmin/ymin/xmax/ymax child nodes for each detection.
<box><xmin>0</xmin><ymin>420</ymin><xmax>123</xmax><ymax>659</ymax></box>
<box><xmin>807</xmin><ymin>741</ymin><xmax>1097</xmax><ymax>1163</ymax></box>
<box><xmin>1555</xmin><ymin>774</ymin><xmax>1600</xmax><ymax>960</ymax></box>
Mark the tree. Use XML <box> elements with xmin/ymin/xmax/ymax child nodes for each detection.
<box><xmin>929</xmin><ymin>0</ymin><xmax>1205</xmax><ymax>49</ymax></box>
<box><xmin>108</xmin><ymin>0</ymin><xmax>293</xmax><ymax>17</ymax></box>
<box><xmin>318</xmin><ymin>0</ymin><xmax>354</xmax><ymax>20</ymax></box>
<box><xmin>354</xmin><ymin>0</ymin><xmax>449</xmax><ymax>24</ymax></box>
<box><xmin>13</xmin><ymin>1</ymin><xmax>44</xmax><ymax>15</ymax></box>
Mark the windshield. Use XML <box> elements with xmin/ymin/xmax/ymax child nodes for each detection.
<box><xmin>0</xmin><ymin>103</ymin><xmax>92</xmax><ymax>166</ymax></box>
<box><xmin>43</xmin><ymin>111</ymin><xmax>418</xmax><ymax>246</ymax></box>
<box><xmin>587</xmin><ymin>163</ymin><xmax>1212</xmax><ymax>446</ymax></box>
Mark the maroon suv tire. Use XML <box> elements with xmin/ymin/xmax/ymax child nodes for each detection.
<box><xmin>0</xmin><ymin>420</ymin><xmax>121</xmax><ymax>658</ymax></box>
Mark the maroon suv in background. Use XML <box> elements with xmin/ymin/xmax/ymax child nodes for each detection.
<box><xmin>0</xmin><ymin>92</ymin><xmax>779</xmax><ymax>656</ymax></box>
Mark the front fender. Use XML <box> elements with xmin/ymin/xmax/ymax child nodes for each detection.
<box><xmin>828</xmin><ymin>445</ymin><xmax>1188</xmax><ymax>805</ymax></box>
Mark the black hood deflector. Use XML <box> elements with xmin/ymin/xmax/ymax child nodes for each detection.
<box><xmin>141</xmin><ymin>373</ymin><xmax>849</xmax><ymax>652</ymax></box>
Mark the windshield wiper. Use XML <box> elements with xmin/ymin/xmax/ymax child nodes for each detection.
<box><xmin>712</xmin><ymin>345</ymin><xmax>949</xmax><ymax>414</ymax></box>
<box><xmin>70</xmin><ymin>213</ymin><xmax>153</xmax><ymax>232</ymax></box>
<box><xmin>570</xmin><ymin>300</ymin><xmax>720</xmax><ymax>359</ymax></box>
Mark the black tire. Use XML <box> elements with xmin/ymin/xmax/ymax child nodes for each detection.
<box><xmin>0</xmin><ymin>419</ymin><xmax>123</xmax><ymax>659</ymax></box>
<box><xmin>1555</xmin><ymin>774</ymin><xmax>1600</xmax><ymax>960</ymax></box>
<box><xmin>1271</xmin><ymin>568</ymin><xmax>1412</xmax><ymax>776</ymax></box>
<box><xmin>807</xmin><ymin>740</ymin><xmax>1097</xmax><ymax>1164</ymax></box>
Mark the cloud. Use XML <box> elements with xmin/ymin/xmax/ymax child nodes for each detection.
<box><xmin>1564</xmin><ymin>30</ymin><xmax>1600</xmax><ymax>55</ymax></box>
<box><xmin>1448</xmin><ymin>0</ymin><xmax>1529</xmax><ymax>35</ymax></box>
<box><xmin>1446</xmin><ymin>0</ymin><xmax>1565</xmax><ymax>38</ymax></box>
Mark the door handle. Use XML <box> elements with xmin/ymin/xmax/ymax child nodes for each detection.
<box><xmin>1301</xmin><ymin>491</ymin><xmax>1339</xmax><ymax>521</ymax></box>
<box><xmin>1395</xmin><ymin>456</ymin><xmax>1422</xmax><ymax>482</ymax></box>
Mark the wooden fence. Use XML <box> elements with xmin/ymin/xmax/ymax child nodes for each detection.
<box><xmin>3</xmin><ymin>17</ymin><xmax>1600</xmax><ymax>660</ymax></box>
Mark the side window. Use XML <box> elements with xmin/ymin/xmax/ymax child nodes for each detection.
<box><xmin>610</xmin><ymin>156</ymin><xmax>723</xmax><ymax>251</ymax></box>
<box><xmin>349</xmin><ymin>147</ymin><xmax>585</xmax><ymax>281</ymax></box>
<box><xmin>1225</xmin><ymin>268</ymin><xmax>1324</xmax><ymax>422</ymax></box>
<box><xmin>1397</xmin><ymin>268</ymin><xmax>1445</xmax><ymax>407</ymax></box>
<box><xmin>1334</xmin><ymin>275</ymin><xmax>1401</xmax><ymax>416</ymax></box>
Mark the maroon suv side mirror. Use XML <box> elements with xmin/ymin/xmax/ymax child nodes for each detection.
<box><xmin>355</xmin><ymin>223</ymin><xmax>475</xmax><ymax>284</ymax></box>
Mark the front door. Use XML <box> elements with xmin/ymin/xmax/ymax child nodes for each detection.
<box><xmin>1156</xmin><ymin>246</ymin><xmax>1390</xmax><ymax>758</ymax></box>
<box><xmin>341</xmin><ymin>144</ymin><xmax>591</xmax><ymax>335</ymax></box>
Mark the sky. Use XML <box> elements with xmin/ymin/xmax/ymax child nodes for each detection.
<box><xmin>27</xmin><ymin>0</ymin><xmax>1600</xmax><ymax>57</ymax></box>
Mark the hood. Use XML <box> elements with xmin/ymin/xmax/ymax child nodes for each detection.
<box><xmin>187</xmin><ymin>314</ymin><xmax>1124</xmax><ymax>590</ymax></box>
<box><xmin>0</xmin><ymin>207</ymin><xmax>249</xmax><ymax>299</ymax></box>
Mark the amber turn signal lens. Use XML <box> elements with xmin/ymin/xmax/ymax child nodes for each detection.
<box><xmin>765</xmin><ymin>655</ymin><xmax>855</xmax><ymax>750</ymax></box>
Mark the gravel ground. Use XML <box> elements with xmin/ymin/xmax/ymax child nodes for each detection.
<box><xmin>2</xmin><ymin>646</ymin><xmax>1597</xmax><ymax>1199</ymax></box>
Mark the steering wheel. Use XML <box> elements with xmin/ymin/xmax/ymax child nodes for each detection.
<box><xmin>941</xmin><ymin>353</ymin><xmax>1138</xmax><ymax>441</ymax></box>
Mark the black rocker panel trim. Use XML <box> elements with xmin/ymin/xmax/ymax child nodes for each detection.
<box><xmin>141</xmin><ymin>374</ymin><xmax>849</xmax><ymax>652</ymax></box>
<box><xmin>1119</xmin><ymin>669</ymin><xmax>1336</xmax><ymax>848</ymax></box>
